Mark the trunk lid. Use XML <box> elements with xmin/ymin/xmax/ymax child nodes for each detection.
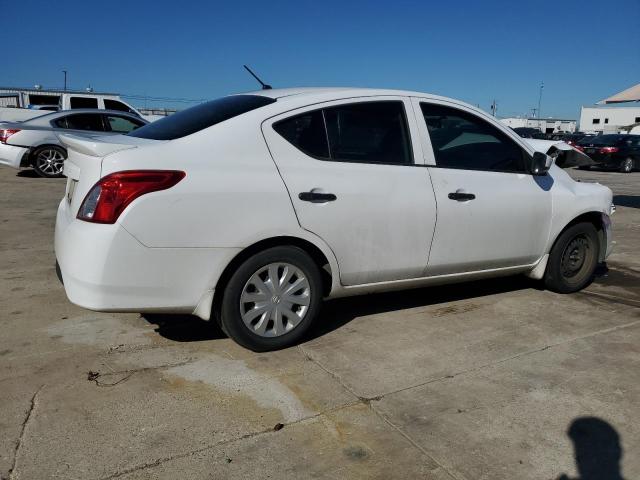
<box><xmin>59</xmin><ymin>133</ymin><xmax>163</xmax><ymax>215</ymax></box>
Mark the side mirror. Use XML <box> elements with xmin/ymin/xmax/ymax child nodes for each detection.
<box><xmin>531</xmin><ymin>151</ymin><xmax>552</xmax><ymax>175</ymax></box>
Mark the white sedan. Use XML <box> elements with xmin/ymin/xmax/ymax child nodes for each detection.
<box><xmin>0</xmin><ymin>110</ymin><xmax>147</xmax><ymax>177</ymax></box>
<box><xmin>54</xmin><ymin>88</ymin><xmax>614</xmax><ymax>351</ymax></box>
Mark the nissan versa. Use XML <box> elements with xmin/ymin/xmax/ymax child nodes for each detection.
<box><xmin>54</xmin><ymin>88</ymin><xmax>614</xmax><ymax>351</ymax></box>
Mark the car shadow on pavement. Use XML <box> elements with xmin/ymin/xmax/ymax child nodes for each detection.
<box><xmin>613</xmin><ymin>195</ymin><xmax>640</xmax><ymax>209</ymax></box>
<box><xmin>16</xmin><ymin>169</ymin><xmax>40</xmax><ymax>178</ymax></box>
<box><xmin>141</xmin><ymin>276</ymin><xmax>538</xmax><ymax>344</ymax></box>
<box><xmin>142</xmin><ymin>313</ymin><xmax>226</xmax><ymax>342</ymax></box>
<box><xmin>556</xmin><ymin>416</ymin><xmax>626</xmax><ymax>480</ymax></box>
<box><xmin>304</xmin><ymin>275</ymin><xmax>537</xmax><ymax>343</ymax></box>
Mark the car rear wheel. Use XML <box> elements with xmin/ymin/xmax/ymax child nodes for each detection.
<box><xmin>219</xmin><ymin>246</ymin><xmax>323</xmax><ymax>351</ymax></box>
<box><xmin>544</xmin><ymin>222</ymin><xmax>599</xmax><ymax>293</ymax></box>
<box><xmin>620</xmin><ymin>158</ymin><xmax>634</xmax><ymax>173</ymax></box>
<box><xmin>32</xmin><ymin>146</ymin><xmax>66</xmax><ymax>178</ymax></box>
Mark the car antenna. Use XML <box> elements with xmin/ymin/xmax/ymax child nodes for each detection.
<box><xmin>243</xmin><ymin>65</ymin><xmax>272</xmax><ymax>90</ymax></box>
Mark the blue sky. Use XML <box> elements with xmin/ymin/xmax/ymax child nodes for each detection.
<box><xmin>2</xmin><ymin>0</ymin><xmax>639</xmax><ymax>118</ymax></box>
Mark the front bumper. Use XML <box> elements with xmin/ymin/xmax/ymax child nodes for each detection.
<box><xmin>602</xmin><ymin>212</ymin><xmax>613</xmax><ymax>260</ymax></box>
<box><xmin>54</xmin><ymin>198</ymin><xmax>240</xmax><ymax>315</ymax></box>
<box><xmin>0</xmin><ymin>144</ymin><xmax>29</xmax><ymax>169</ymax></box>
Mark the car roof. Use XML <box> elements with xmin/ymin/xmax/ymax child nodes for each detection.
<box><xmin>243</xmin><ymin>86</ymin><xmax>462</xmax><ymax>104</ymax></box>
<box><xmin>237</xmin><ymin>86</ymin><xmax>488</xmax><ymax>119</ymax></box>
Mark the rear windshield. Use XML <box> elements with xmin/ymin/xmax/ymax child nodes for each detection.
<box><xmin>128</xmin><ymin>95</ymin><xmax>276</xmax><ymax>140</ymax></box>
<box><xmin>578</xmin><ymin>134</ymin><xmax>626</xmax><ymax>146</ymax></box>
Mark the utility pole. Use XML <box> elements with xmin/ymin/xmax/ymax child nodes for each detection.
<box><xmin>537</xmin><ymin>81</ymin><xmax>544</xmax><ymax>120</ymax></box>
<box><xmin>63</xmin><ymin>70</ymin><xmax>67</xmax><ymax>91</ymax></box>
<box><xmin>490</xmin><ymin>99</ymin><xmax>498</xmax><ymax>117</ymax></box>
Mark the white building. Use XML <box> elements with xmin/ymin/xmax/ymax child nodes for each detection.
<box><xmin>579</xmin><ymin>83</ymin><xmax>640</xmax><ymax>134</ymax></box>
<box><xmin>500</xmin><ymin>117</ymin><xmax>576</xmax><ymax>134</ymax></box>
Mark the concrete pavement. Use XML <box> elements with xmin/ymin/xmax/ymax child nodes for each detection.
<box><xmin>1</xmin><ymin>167</ymin><xmax>638</xmax><ymax>479</ymax></box>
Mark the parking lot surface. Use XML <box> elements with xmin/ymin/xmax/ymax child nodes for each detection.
<box><xmin>1</xmin><ymin>166</ymin><xmax>638</xmax><ymax>480</ymax></box>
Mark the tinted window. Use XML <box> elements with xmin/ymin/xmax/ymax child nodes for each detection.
<box><xmin>70</xmin><ymin>97</ymin><xmax>98</xmax><ymax>109</ymax></box>
<box><xmin>324</xmin><ymin>102</ymin><xmax>411</xmax><ymax>164</ymax></box>
<box><xmin>61</xmin><ymin>113</ymin><xmax>105</xmax><ymax>131</ymax></box>
<box><xmin>129</xmin><ymin>95</ymin><xmax>276</xmax><ymax>140</ymax></box>
<box><xmin>106</xmin><ymin>115</ymin><xmax>144</xmax><ymax>133</ymax></box>
<box><xmin>592</xmin><ymin>119</ymin><xmax>601</xmax><ymax>124</ymax></box>
<box><xmin>104</xmin><ymin>99</ymin><xmax>134</xmax><ymax>113</ymax></box>
<box><xmin>421</xmin><ymin>103</ymin><xmax>526</xmax><ymax>172</ymax></box>
<box><xmin>273</xmin><ymin>110</ymin><xmax>329</xmax><ymax>158</ymax></box>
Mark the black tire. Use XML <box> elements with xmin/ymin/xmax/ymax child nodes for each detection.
<box><xmin>219</xmin><ymin>246</ymin><xmax>323</xmax><ymax>351</ymax></box>
<box><xmin>544</xmin><ymin>222</ymin><xmax>599</xmax><ymax>293</ymax></box>
<box><xmin>32</xmin><ymin>145</ymin><xmax>66</xmax><ymax>178</ymax></box>
<box><xmin>620</xmin><ymin>157</ymin><xmax>634</xmax><ymax>173</ymax></box>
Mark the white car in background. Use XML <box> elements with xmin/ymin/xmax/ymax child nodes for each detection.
<box><xmin>0</xmin><ymin>110</ymin><xmax>147</xmax><ymax>177</ymax></box>
<box><xmin>54</xmin><ymin>88</ymin><xmax>614</xmax><ymax>351</ymax></box>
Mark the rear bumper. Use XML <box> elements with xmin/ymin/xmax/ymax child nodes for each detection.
<box><xmin>54</xmin><ymin>198</ymin><xmax>240</xmax><ymax>315</ymax></box>
<box><xmin>588</xmin><ymin>154</ymin><xmax>622</xmax><ymax>168</ymax></box>
<box><xmin>0</xmin><ymin>144</ymin><xmax>29</xmax><ymax>169</ymax></box>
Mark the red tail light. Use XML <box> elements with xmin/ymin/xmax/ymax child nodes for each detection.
<box><xmin>77</xmin><ymin>170</ymin><xmax>185</xmax><ymax>224</ymax></box>
<box><xmin>599</xmin><ymin>146</ymin><xmax>619</xmax><ymax>154</ymax></box>
<box><xmin>0</xmin><ymin>129</ymin><xmax>20</xmax><ymax>144</ymax></box>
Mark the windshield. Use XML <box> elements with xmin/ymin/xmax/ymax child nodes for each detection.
<box><xmin>128</xmin><ymin>95</ymin><xmax>276</xmax><ymax>140</ymax></box>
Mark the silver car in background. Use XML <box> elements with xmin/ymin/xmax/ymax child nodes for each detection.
<box><xmin>0</xmin><ymin>109</ymin><xmax>147</xmax><ymax>177</ymax></box>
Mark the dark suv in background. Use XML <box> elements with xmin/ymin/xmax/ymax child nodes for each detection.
<box><xmin>576</xmin><ymin>134</ymin><xmax>640</xmax><ymax>173</ymax></box>
<box><xmin>512</xmin><ymin>127</ymin><xmax>546</xmax><ymax>139</ymax></box>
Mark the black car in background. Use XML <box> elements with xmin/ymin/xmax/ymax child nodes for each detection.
<box><xmin>576</xmin><ymin>134</ymin><xmax>640</xmax><ymax>173</ymax></box>
<box><xmin>561</xmin><ymin>132</ymin><xmax>595</xmax><ymax>146</ymax></box>
<box><xmin>512</xmin><ymin>127</ymin><xmax>546</xmax><ymax>139</ymax></box>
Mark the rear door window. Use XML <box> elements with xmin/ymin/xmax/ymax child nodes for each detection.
<box><xmin>106</xmin><ymin>115</ymin><xmax>145</xmax><ymax>133</ymax></box>
<box><xmin>128</xmin><ymin>95</ymin><xmax>276</xmax><ymax>140</ymax></box>
<box><xmin>273</xmin><ymin>101</ymin><xmax>412</xmax><ymax>165</ymax></box>
<box><xmin>61</xmin><ymin>113</ymin><xmax>106</xmax><ymax>131</ymax></box>
<box><xmin>273</xmin><ymin>110</ymin><xmax>329</xmax><ymax>158</ymax></box>
<box><xmin>70</xmin><ymin>97</ymin><xmax>99</xmax><ymax>109</ymax></box>
<box><xmin>324</xmin><ymin>102</ymin><xmax>411</xmax><ymax>165</ymax></box>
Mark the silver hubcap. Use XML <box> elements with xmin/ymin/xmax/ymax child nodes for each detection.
<box><xmin>623</xmin><ymin>159</ymin><xmax>633</xmax><ymax>172</ymax></box>
<box><xmin>36</xmin><ymin>149</ymin><xmax>65</xmax><ymax>176</ymax></box>
<box><xmin>240</xmin><ymin>263</ymin><xmax>311</xmax><ymax>337</ymax></box>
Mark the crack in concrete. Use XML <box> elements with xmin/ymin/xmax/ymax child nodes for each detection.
<box><xmin>368</xmin><ymin>401</ymin><xmax>462</xmax><ymax>480</ymax></box>
<box><xmin>367</xmin><ymin>317</ymin><xmax>640</xmax><ymax>402</ymax></box>
<box><xmin>98</xmin><ymin>401</ymin><xmax>361</xmax><ymax>479</ymax></box>
<box><xmin>297</xmin><ymin>344</ymin><xmax>362</xmax><ymax>400</ymax></box>
<box><xmin>8</xmin><ymin>384</ymin><xmax>44</xmax><ymax>480</ymax></box>
<box><xmin>292</xmin><ymin>320</ymin><xmax>640</xmax><ymax>480</ymax></box>
<box><xmin>578</xmin><ymin>289</ymin><xmax>640</xmax><ymax>308</ymax></box>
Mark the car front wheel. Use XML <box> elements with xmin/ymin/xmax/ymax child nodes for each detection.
<box><xmin>544</xmin><ymin>222</ymin><xmax>599</xmax><ymax>293</ymax></box>
<box><xmin>32</xmin><ymin>146</ymin><xmax>66</xmax><ymax>178</ymax></box>
<box><xmin>219</xmin><ymin>246</ymin><xmax>323</xmax><ymax>351</ymax></box>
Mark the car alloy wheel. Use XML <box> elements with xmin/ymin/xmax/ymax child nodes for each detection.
<box><xmin>35</xmin><ymin>148</ymin><xmax>65</xmax><ymax>177</ymax></box>
<box><xmin>621</xmin><ymin>158</ymin><xmax>633</xmax><ymax>173</ymax></box>
<box><xmin>240</xmin><ymin>262</ymin><xmax>311</xmax><ymax>337</ymax></box>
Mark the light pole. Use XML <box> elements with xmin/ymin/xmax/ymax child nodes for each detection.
<box><xmin>537</xmin><ymin>81</ymin><xmax>544</xmax><ymax>120</ymax></box>
<box><xmin>63</xmin><ymin>70</ymin><xmax>67</xmax><ymax>91</ymax></box>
